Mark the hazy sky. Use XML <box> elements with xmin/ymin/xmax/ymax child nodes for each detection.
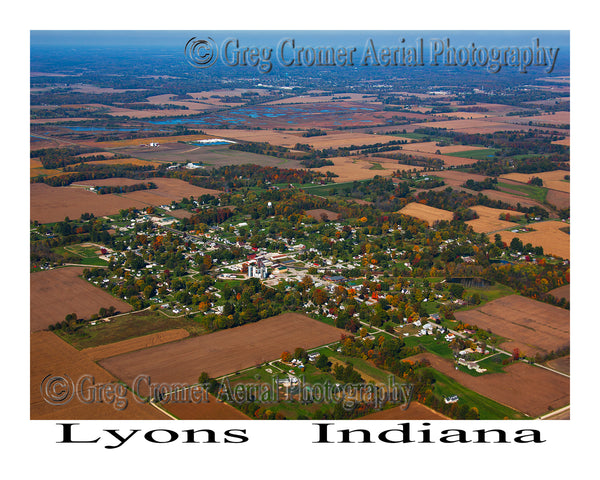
<box><xmin>30</xmin><ymin>30</ymin><xmax>570</xmax><ymax>51</ymax></box>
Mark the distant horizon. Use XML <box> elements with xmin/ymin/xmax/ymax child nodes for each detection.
<box><xmin>30</xmin><ymin>30</ymin><xmax>570</xmax><ymax>51</ymax></box>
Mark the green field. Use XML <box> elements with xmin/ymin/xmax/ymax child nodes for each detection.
<box><xmin>461</xmin><ymin>281</ymin><xmax>516</xmax><ymax>306</ymax></box>
<box><xmin>445</xmin><ymin>148</ymin><xmax>501</xmax><ymax>160</ymax></box>
<box><xmin>54</xmin><ymin>309</ymin><xmax>207</xmax><ymax>349</ymax></box>
<box><xmin>54</xmin><ymin>244</ymin><xmax>109</xmax><ymax>266</ymax></box>
<box><xmin>389</xmin><ymin>132</ymin><xmax>451</xmax><ymax>143</ymax></box>
<box><xmin>498</xmin><ymin>181</ymin><xmax>548</xmax><ymax>203</ymax></box>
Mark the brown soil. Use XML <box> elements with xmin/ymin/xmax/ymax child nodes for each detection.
<box><xmin>31</xmin><ymin>331</ymin><xmax>168</xmax><ymax>420</ymax></box>
<box><xmin>30</xmin><ymin>267</ymin><xmax>132</xmax><ymax>332</ymax></box>
<box><xmin>99</xmin><ymin>313</ymin><xmax>346</xmax><ymax>396</ymax></box>
<box><xmin>454</xmin><ymin>295</ymin><xmax>569</xmax><ymax>356</ymax></box>
<box><xmin>405</xmin><ymin>353</ymin><xmax>569</xmax><ymax>417</ymax></box>
<box><xmin>159</xmin><ymin>393</ymin><xmax>251</xmax><ymax>420</ymax></box>
<box><xmin>358</xmin><ymin>402</ymin><xmax>449</xmax><ymax>420</ymax></box>
<box><xmin>31</xmin><ymin>178</ymin><xmax>222</xmax><ymax>224</ymax></box>
<box><xmin>397</xmin><ymin>202</ymin><xmax>454</xmax><ymax>225</ymax></box>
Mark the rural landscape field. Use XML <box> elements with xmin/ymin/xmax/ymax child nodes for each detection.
<box><xmin>30</xmin><ymin>30</ymin><xmax>570</xmax><ymax>422</ymax></box>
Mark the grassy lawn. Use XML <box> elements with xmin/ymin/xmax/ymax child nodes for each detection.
<box><xmin>54</xmin><ymin>309</ymin><xmax>207</xmax><ymax>350</ymax></box>
<box><xmin>404</xmin><ymin>334</ymin><xmax>455</xmax><ymax>360</ymax></box>
<box><xmin>388</xmin><ymin>132</ymin><xmax>450</xmax><ymax>143</ymax></box>
<box><xmin>475</xmin><ymin>353</ymin><xmax>512</xmax><ymax>374</ymax></box>
<box><xmin>498</xmin><ymin>181</ymin><xmax>548</xmax><ymax>203</ymax></box>
<box><xmin>323</xmin><ymin>348</ymin><xmax>403</xmax><ymax>384</ymax></box>
<box><xmin>445</xmin><ymin>148</ymin><xmax>500</xmax><ymax>160</ymax></box>
<box><xmin>461</xmin><ymin>281</ymin><xmax>515</xmax><ymax>306</ymax></box>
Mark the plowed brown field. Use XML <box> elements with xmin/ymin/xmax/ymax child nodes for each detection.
<box><xmin>398</xmin><ymin>202</ymin><xmax>454</xmax><ymax>225</ymax></box>
<box><xmin>100</xmin><ymin>313</ymin><xmax>346</xmax><ymax>396</ymax></box>
<box><xmin>358</xmin><ymin>402</ymin><xmax>448</xmax><ymax>420</ymax></box>
<box><xmin>160</xmin><ymin>394</ymin><xmax>251</xmax><ymax>420</ymax></box>
<box><xmin>497</xmin><ymin>221</ymin><xmax>570</xmax><ymax>259</ymax></box>
<box><xmin>30</xmin><ymin>267</ymin><xmax>132</xmax><ymax>332</ymax></box>
<box><xmin>454</xmin><ymin>295</ymin><xmax>569</xmax><ymax>356</ymax></box>
<box><xmin>465</xmin><ymin>205</ymin><xmax>520</xmax><ymax>233</ymax></box>
<box><xmin>31</xmin><ymin>331</ymin><xmax>168</xmax><ymax>420</ymax></box>
<box><xmin>31</xmin><ymin>178</ymin><xmax>222</xmax><ymax>223</ymax></box>
<box><xmin>405</xmin><ymin>353</ymin><xmax>569</xmax><ymax>417</ymax></box>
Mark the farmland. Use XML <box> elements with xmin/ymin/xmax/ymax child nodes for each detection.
<box><xmin>397</xmin><ymin>202</ymin><xmax>454</xmax><ymax>224</ymax></box>
<box><xmin>31</xmin><ymin>178</ymin><xmax>223</xmax><ymax>223</ymax></box>
<box><xmin>30</xmin><ymin>31</ymin><xmax>570</xmax><ymax>423</ymax></box>
<box><xmin>31</xmin><ymin>331</ymin><xmax>168</xmax><ymax>420</ymax></box>
<box><xmin>99</xmin><ymin>313</ymin><xmax>346</xmax><ymax>396</ymax></box>
<box><xmin>405</xmin><ymin>353</ymin><xmax>569</xmax><ymax>418</ymax></box>
<box><xmin>497</xmin><ymin>220</ymin><xmax>570</xmax><ymax>259</ymax></box>
<box><xmin>357</xmin><ymin>402</ymin><xmax>448</xmax><ymax>420</ymax></box>
<box><xmin>81</xmin><ymin>329</ymin><xmax>190</xmax><ymax>361</ymax></box>
<box><xmin>454</xmin><ymin>295</ymin><xmax>569</xmax><ymax>357</ymax></box>
<box><xmin>500</xmin><ymin>170</ymin><xmax>570</xmax><ymax>193</ymax></box>
<box><xmin>159</xmin><ymin>393</ymin><xmax>251</xmax><ymax>420</ymax></box>
<box><xmin>465</xmin><ymin>205</ymin><xmax>520</xmax><ymax>233</ymax></box>
<box><xmin>108</xmin><ymin>141</ymin><xmax>306</xmax><ymax>169</ymax></box>
<box><xmin>30</xmin><ymin>267</ymin><xmax>132</xmax><ymax>332</ymax></box>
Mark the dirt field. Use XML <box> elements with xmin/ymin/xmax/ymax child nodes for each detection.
<box><xmin>398</xmin><ymin>202</ymin><xmax>454</xmax><ymax>225</ymax></box>
<box><xmin>305</xmin><ymin>209</ymin><xmax>341</xmax><ymax>221</ymax></box>
<box><xmin>159</xmin><ymin>394</ymin><xmax>251</xmax><ymax>420</ymax></box>
<box><xmin>358</xmin><ymin>402</ymin><xmax>448</xmax><ymax>420</ymax></box>
<box><xmin>548</xmin><ymin>284</ymin><xmax>570</xmax><ymax>302</ymax></box>
<box><xmin>30</xmin><ymin>158</ymin><xmax>66</xmax><ymax>178</ymax></box>
<box><xmin>454</xmin><ymin>295</ymin><xmax>569</xmax><ymax>356</ymax></box>
<box><xmin>509</xmin><ymin>111</ymin><xmax>570</xmax><ymax>126</ymax></box>
<box><xmin>479</xmin><ymin>188</ymin><xmax>550</xmax><ymax>211</ymax></box>
<box><xmin>202</xmin><ymin>128</ymin><xmax>305</xmax><ymax>147</ymax></box>
<box><xmin>545</xmin><ymin>356</ymin><xmax>570</xmax><ymax>375</ymax></box>
<box><xmin>169</xmin><ymin>209</ymin><xmax>193</xmax><ymax>219</ymax></box>
<box><xmin>266</xmin><ymin>93</ymin><xmax>378</xmax><ymax>105</ymax></box>
<box><xmin>376</xmin><ymin>148</ymin><xmax>478</xmax><ymax>167</ymax></box>
<box><xmin>545</xmin><ymin>189</ymin><xmax>570</xmax><ymax>210</ymax></box>
<box><xmin>302</xmin><ymin>132</ymin><xmax>397</xmax><ymax>149</ymax></box>
<box><xmin>30</xmin><ymin>267</ymin><xmax>132</xmax><ymax>332</ymax></box>
<box><xmin>31</xmin><ymin>331</ymin><xmax>168</xmax><ymax>420</ymax></box>
<box><xmin>81</xmin><ymin>329</ymin><xmax>190</xmax><ymax>361</ymax></box>
<box><xmin>94</xmin><ymin>133</ymin><xmax>216</xmax><ymax>148</ymax></box>
<box><xmin>402</xmin><ymin>119</ymin><xmax>568</xmax><ymax>136</ymax></box>
<box><xmin>31</xmin><ymin>178</ymin><xmax>222</xmax><ymax>223</ymax></box>
<box><xmin>497</xmin><ymin>220</ymin><xmax>570</xmax><ymax>259</ymax></box>
<box><xmin>109</xmin><ymin>141</ymin><xmax>305</xmax><ymax>169</ymax></box>
<box><xmin>430</xmin><ymin>170</ymin><xmax>492</xmax><ymax>188</ymax></box>
<box><xmin>99</xmin><ymin>313</ymin><xmax>346</xmax><ymax>396</ymax></box>
<box><xmin>552</xmin><ymin>137</ymin><xmax>570</xmax><ymax>146</ymax></box>
<box><xmin>313</xmin><ymin>157</ymin><xmax>396</xmax><ymax>182</ymax></box>
<box><xmin>201</xmin><ymin>129</ymin><xmax>396</xmax><ymax>150</ymax></box>
<box><xmin>500</xmin><ymin>170</ymin><xmax>570</xmax><ymax>193</ymax></box>
<box><xmin>405</xmin><ymin>353</ymin><xmax>569</xmax><ymax>417</ymax></box>
<box><xmin>400</xmin><ymin>141</ymin><xmax>487</xmax><ymax>155</ymax></box>
<box><xmin>85</xmin><ymin>157</ymin><xmax>163</xmax><ymax>168</ymax></box>
<box><xmin>465</xmin><ymin>205</ymin><xmax>520</xmax><ymax>233</ymax></box>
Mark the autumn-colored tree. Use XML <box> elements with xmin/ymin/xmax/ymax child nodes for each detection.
<box><xmin>281</xmin><ymin>351</ymin><xmax>291</xmax><ymax>363</ymax></box>
<box><xmin>312</xmin><ymin>288</ymin><xmax>327</xmax><ymax>305</ymax></box>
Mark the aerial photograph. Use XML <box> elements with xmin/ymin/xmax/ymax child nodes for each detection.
<box><xmin>30</xmin><ymin>30</ymin><xmax>571</xmax><ymax>423</ymax></box>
